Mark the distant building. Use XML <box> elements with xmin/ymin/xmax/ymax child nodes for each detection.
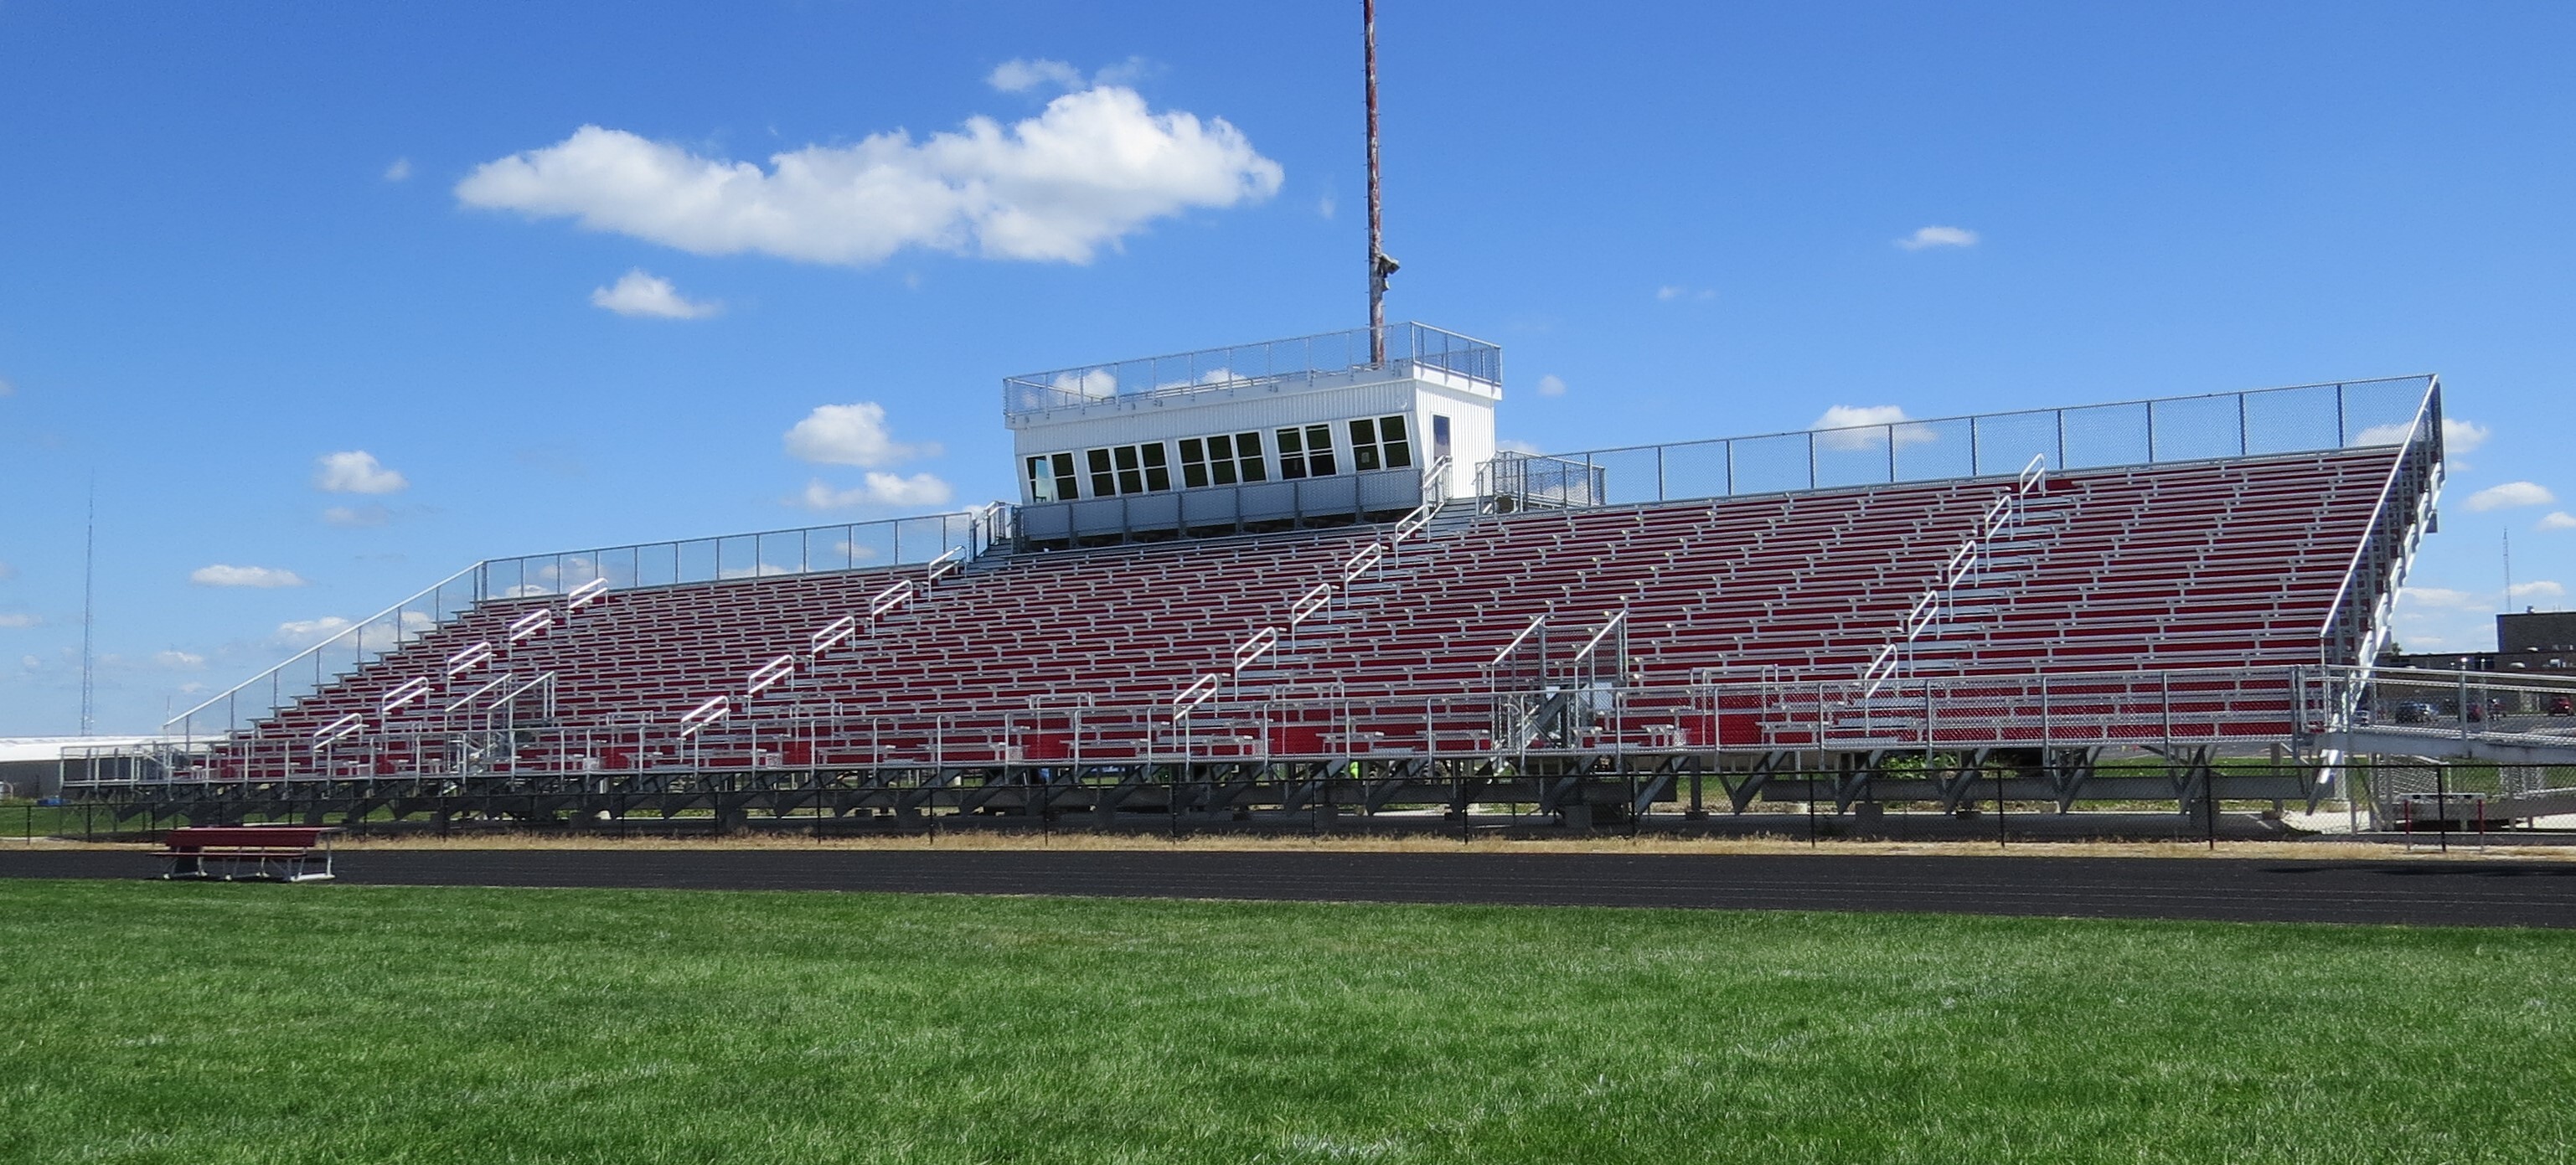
<box><xmin>0</xmin><ymin>737</ymin><xmax>175</xmax><ymax>799</ymax></box>
<box><xmin>2498</xmin><ymin>611</ymin><xmax>2576</xmax><ymax>658</ymax></box>
<box><xmin>2382</xmin><ymin>611</ymin><xmax>2576</xmax><ymax>676</ymax></box>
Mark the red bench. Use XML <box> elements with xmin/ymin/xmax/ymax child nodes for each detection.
<box><xmin>155</xmin><ymin>826</ymin><xmax>337</xmax><ymax>882</ymax></box>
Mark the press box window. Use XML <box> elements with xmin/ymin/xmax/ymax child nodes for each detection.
<box><xmin>1179</xmin><ymin>432</ymin><xmax>1268</xmax><ymax>488</ymax></box>
<box><xmin>1025</xmin><ymin>452</ymin><xmax>1078</xmax><ymax>502</ymax></box>
<box><xmin>1349</xmin><ymin>415</ymin><xmax>1412</xmax><ymax>472</ymax></box>
<box><xmin>1275</xmin><ymin>424</ymin><xmax>1337</xmax><ymax>480</ymax></box>
<box><xmin>1087</xmin><ymin>443</ymin><xmax>1171</xmax><ymax>496</ymax></box>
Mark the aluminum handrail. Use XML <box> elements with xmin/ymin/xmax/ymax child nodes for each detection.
<box><xmin>566</xmin><ymin>578</ymin><xmax>610</xmax><ymax>611</ymax></box>
<box><xmin>1288</xmin><ymin>583</ymin><xmax>1334</xmax><ymax>626</ymax></box>
<box><xmin>1492</xmin><ymin>615</ymin><xmax>1546</xmax><ymax>668</ymax></box>
<box><xmin>1570</xmin><ymin>611</ymin><xmax>1626</xmax><ymax>667</ymax></box>
<box><xmin>446</xmin><ymin>642</ymin><xmax>494</xmax><ymax>677</ymax></box>
<box><xmin>381</xmin><ymin>678</ymin><xmax>431</xmax><ymax>714</ymax></box>
<box><xmin>1233</xmin><ymin>628</ymin><xmax>1280</xmax><ymax>672</ymax></box>
<box><xmin>1173</xmin><ymin>673</ymin><xmax>1222</xmax><ymax>718</ymax></box>
<box><xmin>746</xmin><ymin>655</ymin><xmax>797</xmax><ymax>697</ymax></box>
<box><xmin>2315</xmin><ymin>379</ymin><xmax>2442</xmax><ymax>666</ymax></box>
<box><xmin>313</xmin><ymin>713</ymin><xmax>361</xmax><ymax>744</ymax></box>
<box><xmin>810</xmin><ymin>616</ymin><xmax>858</xmax><ymax>655</ymax></box>
<box><xmin>1859</xmin><ymin>461</ymin><xmax>2044</xmax><ymax>698</ymax></box>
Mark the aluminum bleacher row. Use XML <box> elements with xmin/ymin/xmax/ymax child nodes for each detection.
<box><xmin>204</xmin><ymin>445</ymin><xmax>2404</xmax><ymax>776</ymax></box>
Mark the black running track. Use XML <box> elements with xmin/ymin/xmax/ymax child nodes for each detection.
<box><xmin>11</xmin><ymin>847</ymin><xmax>2576</xmax><ymax>928</ymax></box>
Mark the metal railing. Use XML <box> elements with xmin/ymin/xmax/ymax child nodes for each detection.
<box><xmin>1177</xmin><ymin>458</ymin><xmax>1453</xmax><ymax>719</ymax></box>
<box><xmin>2300</xmin><ymin>665</ymin><xmax>2576</xmax><ymax>751</ymax></box>
<box><xmin>1860</xmin><ymin>456</ymin><xmax>2047</xmax><ymax>696</ymax></box>
<box><xmin>167</xmin><ymin>507</ymin><xmax>1006</xmax><ymax>740</ymax></box>
<box><xmin>480</xmin><ymin>508</ymin><xmax>998</xmax><ymax>600</ymax></box>
<box><xmin>2315</xmin><ymin>380</ymin><xmax>2444</xmax><ymax>670</ymax></box>
<box><xmin>1003</xmin><ymin>322</ymin><xmax>1502</xmax><ymax>417</ymax></box>
<box><xmin>96</xmin><ymin>667</ymin><xmax>2341</xmax><ymax>789</ymax></box>
<box><xmin>1478</xmin><ymin>375</ymin><xmax>2439</xmax><ymax>512</ymax></box>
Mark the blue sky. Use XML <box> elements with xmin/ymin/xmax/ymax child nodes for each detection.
<box><xmin>3</xmin><ymin>1</ymin><xmax>2572</xmax><ymax>735</ymax></box>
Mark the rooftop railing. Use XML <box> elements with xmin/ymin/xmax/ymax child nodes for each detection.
<box><xmin>1480</xmin><ymin>375</ymin><xmax>2439</xmax><ymax>511</ymax></box>
<box><xmin>1003</xmin><ymin>322</ymin><xmax>1502</xmax><ymax>418</ymax></box>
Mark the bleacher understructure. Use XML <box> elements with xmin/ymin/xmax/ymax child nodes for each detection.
<box><xmin>74</xmin><ymin>375</ymin><xmax>2519</xmax><ymax>833</ymax></box>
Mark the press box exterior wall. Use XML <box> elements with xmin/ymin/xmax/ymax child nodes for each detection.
<box><xmin>1004</xmin><ymin>365</ymin><xmax>1500</xmax><ymax>506</ymax></box>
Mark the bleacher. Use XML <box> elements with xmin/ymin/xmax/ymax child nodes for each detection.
<box><xmin>199</xmin><ymin>442</ymin><xmax>2409</xmax><ymax>779</ymax></box>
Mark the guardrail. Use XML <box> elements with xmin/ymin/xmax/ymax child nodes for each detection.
<box><xmin>1478</xmin><ymin>375</ymin><xmax>2438</xmax><ymax>512</ymax></box>
<box><xmin>92</xmin><ymin>667</ymin><xmax>2336</xmax><ymax>787</ymax></box>
<box><xmin>1003</xmin><ymin>322</ymin><xmax>1502</xmax><ymax>418</ymax></box>
<box><xmin>2299</xmin><ymin>665</ymin><xmax>2576</xmax><ymax>750</ymax></box>
<box><xmin>2316</xmin><ymin>380</ymin><xmax>2445</xmax><ymax>671</ymax></box>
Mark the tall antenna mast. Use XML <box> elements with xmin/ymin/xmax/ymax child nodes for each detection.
<box><xmin>80</xmin><ymin>479</ymin><xmax>96</xmax><ymax>736</ymax></box>
<box><xmin>1365</xmin><ymin>0</ymin><xmax>1396</xmax><ymax>363</ymax></box>
<box><xmin>2504</xmin><ymin>529</ymin><xmax>2514</xmax><ymax>613</ymax></box>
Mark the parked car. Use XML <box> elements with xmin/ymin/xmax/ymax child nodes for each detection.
<box><xmin>2395</xmin><ymin>701</ymin><xmax>2439</xmax><ymax>724</ymax></box>
<box><xmin>2550</xmin><ymin>694</ymin><xmax>2575</xmax><ymax>717</ymax></box>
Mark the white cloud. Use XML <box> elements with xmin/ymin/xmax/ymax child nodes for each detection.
<box><xmin>1534</xmin><ymin>374</ymin><xmax>1567</xmax><ymax>398</ymax></box>
<box><xmin>0</xmin><ymin>375</ymin><xmax>13</xmax><ymax>396</ymax></box>
<box><xmin>275</xmin><ymin>616</ymin><xmax>352</xmax><ymax>646</ymax></box>
<box><xmin>20</xmin><ymin>655</ymin><xmax>36</xmax><ymax>671</ymax></box>
<box><xmin>2465</xmin><ymin>482</ymin><xmax>2556</xmax><ymax>512</ymax></box>
<box><xmin>2541</xmin><ymin>512</ymin><xmax>2576</xmax><ymax>532</ymax></box>
<box><xmin>784</xmin><ymin>402</ymin><xmax>936</xmax><ymax>467</ymax></box>
<box><xmin>0</xmin><ymin>559</ymin><xmax>14</xmax><ymax>580</ymax></box>
<box><xmin>1051</xmin><ymin>369</ymin><xmax>1118</xmax><ymax>400</ymax></box>
<box><xmin>1090</xmin><ymin>57</ymin><xmax>1154</xmax><ymax>89</ymax></box>
<box><xmin>384</xmin><ymin>157</ymin><xmax>412</xmax><ymax>182</ymax></box>
<box><xmin>2444</xmin><ymin>418</ymin><xmax>2490</xmax><ymax>454</ymax></box>
<box><xmin>0</xmin><ymin>613</ymin><xmax>36</xmax><ymax>628</ymax></box>
<box><xmin>1655</xmin><ymin>286</ymin><xmax>1714</xmax><ymax>302</ymax></box>
<box><xmin>2508</xmin><ymin>580</ymin><xmax>2566</xmax><ymax>600</ymax></box>
<box><xmin>152</xmin><ymin>650</ymin><xmax>205</xmax><ymax>670</ymax></box>
<box><xmin>589</xmin><ymin>268</ymin><xmax>722</xmax><ymax>319</ymax></box>
<box><xmin>272</xmin><ymin>613</ymin><xmax>428</xmax><ymax>652</ymax></box>
<box><xmin>315</xmin><ymin>450</ymin><xmax>409</xmax><ymax>494</ymax></box>
<box><xmin>1317</xmin><ymin>193</ymin><xmax>1335</xmax><ymax>219</ymax></box>
<box><xmin>1813</xmin><ymin>404</ymin><xmax>1939</xmax><ymax>451</ymax></box>
<box><xmin>1896</xmin><ymin>225</ymin><xmax>1979</xmax><ymax>250</ymax></box>
<box><xmin>323</xmin><ymin>504</ymin><xmax>392</xmax><ymax>528</ymax></box>
<box><xmin>1495</xmin><ymin>439</ymin><xmax>1546</xmax><ymax>456</ymax></box>
<box><xmin>987</xmin><ymin>58</ymin><xmax>1087</xmax><ymax>93</ymax></box>
<box><xmin>2399</xmin><ymin>586</ymin><xmax>2489</xmax><ymax>611</ymax></box>
<box><xmin>798</xmin><ymin>473</ymin><xmax>954</xmax><ymax>510</ymax></box>
<box><xmin>988</xmin><ymin>57</ymin><xmax>1152</xmax><ymax>95</ymax></box>
<box><xmin>454</xmin><ymin>86</ymin><xmax>1283</xmax><ymax>266</ymax></box>
<box><xmin>2355</xmin><ymin>416</ymin><xmax>2488</xmax><ymax>451</ymax></box>
<box><xmin>190</xmin><ymin>564</ymin><xmax>308</xmax><ymax>589</ymax></box>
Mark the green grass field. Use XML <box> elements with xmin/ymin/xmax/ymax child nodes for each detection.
<box><xmin>3</xmin><ymin>881</ymin><xmax>2571</xmax><ymax>1163</ymax></box>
